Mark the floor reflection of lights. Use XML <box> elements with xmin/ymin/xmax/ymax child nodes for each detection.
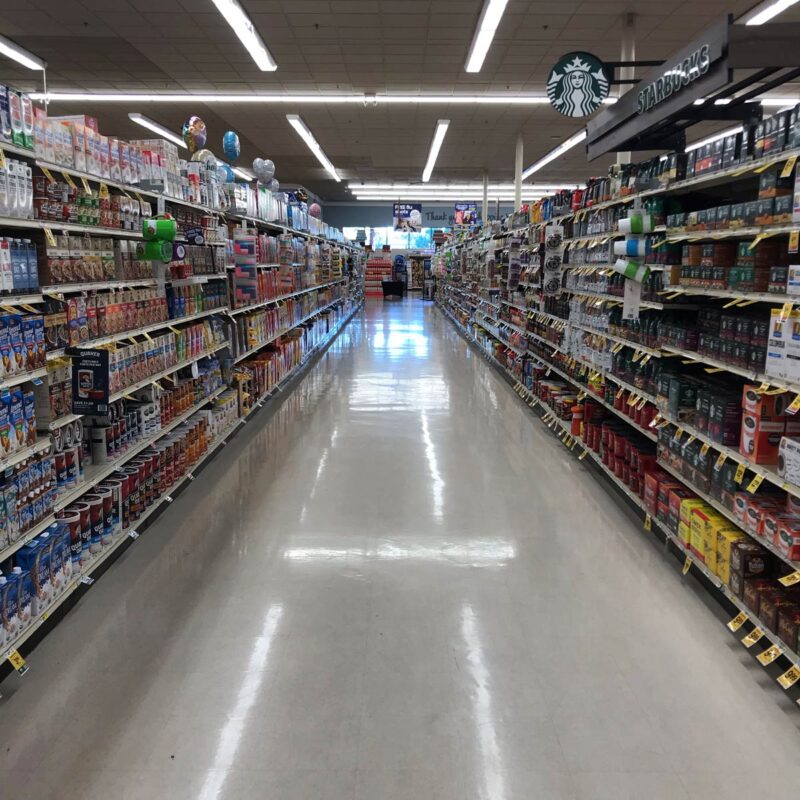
<box><xmin>371</xmin><ymin>320</ymin><xmax>430</xmax><ymax>358</ymax></box>
<box><xmin>348</xmin><ymin>374</ymin><xmax>449</xmax><ymax>412</ymax></box>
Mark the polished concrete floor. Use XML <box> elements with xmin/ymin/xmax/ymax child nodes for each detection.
<box><xmin>1</xmin><ymin>299</ymin><xmax>799</xmax><ymax>799</ymax></box>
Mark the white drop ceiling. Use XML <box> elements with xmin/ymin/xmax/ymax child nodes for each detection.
<box><xmin>0</xmin><ymin>0</ymin><xmax>795</xmax><ymax>200</ymax></box>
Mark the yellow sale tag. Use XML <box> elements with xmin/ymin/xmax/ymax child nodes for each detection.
<box><xmin>61</xmin><ymin>171</ymin><xmax>76</xmax><ymax>189</ymax></box>
<box><xmin>682</xmin><ymin>556</ymin><xmax>693</xmax><ymax>575</ymax></box>
<box><xmin>727</xmin><ymin>611</ymin><xmax>748</xmax><ymax>632</ymax></box>
<box><xmin>632</xmin><ymin>350</ymin><xmax>643</xmax><ymax>362</ymax></box>
<box><xmin>43</xmin><ymin>226</ymin><xmax>56</xmax><ymax>247</ymax></box>
<box><xmin>781</xmin><ymin>154</ymin><xmax>797</xmax><ymax>179</ymax></box>
<box><xmin>0</xmin><ymin>147</ymin><xmax>5</xmax><ymax>169</ymax></box>
<box><xmin>99</xmin><ymin>182</ymin><xmax>110</xmax><ymax>199</ymax></box>
<box><xmin>756</xmin><ymin>380</ymin><xmax>771</xmax><ymax>394</ymax></box>
<box><xmin>674</xmin><ymin>428</ymin><xmax>684</xmax><ymax>441</ymax></box>
<box><xmin>616</xmin><ymin>387</ymin><xmax>624</xmax><ymax>399</ymax></box>
<box><xmin>80</xmin><ymin>176</ymin><xmax>92</xmax><ymax>194</ymax></box>
<box><xmin>746</xmin><ymin>473</ymin><xmax>764</xmax><ymax>493</ymax></box>
<box><xmin>742</xmin><ymin>627</ymin><xmax>765</xmax><ymax>648</ymax></box>
<box><xmin>788</xmin><ymin>394</ymin><xmax>800</xmax><ymax>415</ymax></box>
<box><xmin>790</xmin><ymin>230</ymin><xmax>800</xmax><ymax>254</ymax></box>
<box><xmin>757</xmin><ymin>644</ymin><xmax>782</xmax><ymax>666</ymax></box>
<box><xmin>777</xmin><ymin>665</ymin><xmax>800</xmax><ymax>689</ymax></box>
<box><xmin>578</xmin><ymin>449</ymin><xmax>589</xmax><ymax>461</ymax></box>
<box><xmin>627</xmin><ymin>394</ymin><xmax>638</xmax><ymax>406</ymax></box>
<box><xmin>735</xmin><ymin>462</ymin><xmax>747</xmax><ymax>483</ymax></box>
<box><xmin>748</xmin><ymin>234</ymin><xmax>767</xmax><ymax>250</ymax></box>
<box><xmin>700</xmin><ymin>442</ymin><xmax>710</xmax><ymax>456</ymax></box>
<box><xmin>644</xmin><ymin>514</ymin><xmax>652</xmax><ymax>531</ymax></box>
<box><xmin>40</xmin><ymin>166</ymin><xmax>55</xmax><ymax>183</ymax></box>
<box><xmin>640</xmin><ymin>354</ymin><xmax>651</xmax><ymax>365</ymax></box>
<box><xmin>779</xmin><ymin>570</ymin><xmax>800</xmax><ymax>587</ymax></box>
<box><xmin>723</xmin><ymin>297</ymin><xmax>741</xmax><ymax>309</ymax></box>
<box><xmin>6</xmin><ymin>649</ymin><xmax>28</xmax><ymax>675</ymax></box>
<box><xmin>780</xmin><ymin>302</ymin><xmax>793</xmax><ymax>321</ymax></box>
<box><xmin>636</xmin><ymin>396</ymin><xmax>647</xmax><ymax>410</ymax></box>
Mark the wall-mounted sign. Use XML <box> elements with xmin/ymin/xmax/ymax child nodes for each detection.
<box><xmin>454</xmin><ymin>202</ymin><xmax>478</xmax><ymax>225</ymax></box>
<box><xmin>547</xmin><ymin>52</ymin><xmax>609</xmax><ymax>118</ymax></box>
<box><xmin>393</xmin><ymin>203</ymin><xmax>422</xmax><ymax>231</ymax></box>
<box><xmin>637</xmin><ymin>44</ymin><xmax>710</xmax><ymax>114</ymax></box>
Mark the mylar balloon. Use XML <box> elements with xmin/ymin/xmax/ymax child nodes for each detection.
<box><xmin>260</xmin><ymin>159</ymin><xmax>275</xmax><ymax>181</ymax></box>
<box><xmin>222</xmin><ymin>164</ymin><xmax>235</xmax><ymax>182</ymax></box>
<box><xmin>182</xmin><ymin>116</ymin><xmax>207</xmax><ymax>153</ymax></box>
<box><xmin>252</xmin><ymin>157</ymin><xmax>266</xmax><ymax>180</ymax></box>
<box><xmin>190</xmin><ymin>148</ymin><xmax>216</xmax><ymax>164</ymax></box>
<box><xmin>222</xmin><ymin>130</ymin><xmax>240</xmax><ymax>161</ymax></box>
<box><xmin>269</xmin><ymin>178</ymin><xmax>280</xmax><ymax>193</ymax></box>
<box><xmin>308</xmin><ymin>203</ymin><xmax>322</xmax><ymax>219</ymax></box>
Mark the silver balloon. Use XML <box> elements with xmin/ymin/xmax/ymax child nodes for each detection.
<box><xmin>269</xmin><ymin>179</ymin><xmax>280</xmax><ymax>193</ymax></box>
<box><xmin>260</xmin><ymin>159</ymin><xmax>275</xmax><ymax>181</ymax></box>
<box><xmin>252</xmin><ymin>157</ymin><xmax>266</xmax><ymax>180</ymax></box>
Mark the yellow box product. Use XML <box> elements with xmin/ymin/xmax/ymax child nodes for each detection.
<box><xmin>690</xmin><ymin>509</ymin><xmax>725</xmax><ymax>563</ymax></box>
<box><xmin>678</xmin><ymin>520</ymin><xmax>692</xmax><ymax>549</ymax></box>
<box><xmin>680</xmin><ymin>499</ymin><xmax>708</xmax><ymax>547</ymax></box>
<box><xmin>716</xmin><ymin>529</ymin><xmax>748</xmax><ymax>585</ymax></box>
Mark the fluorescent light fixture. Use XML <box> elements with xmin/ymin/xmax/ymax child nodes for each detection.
<box><xmin>761</xmin><ymin>97</ymin><xmax>800</xmax><ymax>106</ymax></box>
<box><xmin>465</xmin><ymin>0</ymin><xmax>510</xmax><ymax>72</ymax></box>
<box><xmin>522</xmin><ymin>130</ymin><xmax>587</xmax><ymax>180</ymax></box>
<box><xmin>349</xmin><ymin>183</ymin><xmax>569</xmax><ymax>191</ymax></box>
<box><xmin>232</xmin><ymin>167</ymin><xmax>255</xmax><ymax>181</ymax></box>
<box><xmin>0</xmin><ymin>33</ymin><xmax>44</xmax><ymax>70</ymax></box>
<box><xmin>685</xmin><ymin>125</ymin><xmax>743</xmax><ymax>153</ymax></box>
<box><xmin>742</xmin><ymin>0</ymin><xmax>800</xmax><ymax>25</ymax></box>
<box><xmin>422</xmin><ymin>120</ymin><xmax>450</xmax><ymax>182</ymax></box>
<box><xmin>128</xmin><ymin>113</ymin><xmax>186</xmax><ymax>149</ymax></box>
<box><xmin>286</xmin><ymin>114</ymin><xmax>340</xmax><ymax>182</ymax></box>
<box><xmin>211</xmin><ymin>0</ymin><xmax>277</xmax><ymax>71</ymax></box>
<box><xmin>30</xmin><ymin>91</ymin><xmax>619</xmax><ymax>106</ymax></box>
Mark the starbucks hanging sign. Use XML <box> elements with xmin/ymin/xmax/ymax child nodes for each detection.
<box><xmin>547</xmin><ymin>52</ymin><xmax>610</xmax><ymax>118</ymax></box>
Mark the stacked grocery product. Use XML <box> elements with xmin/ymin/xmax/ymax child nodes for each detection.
<box><xmin>364</xmin><ymin>253</ymin><xmax>392</xmax><ymax>296</ymax></box>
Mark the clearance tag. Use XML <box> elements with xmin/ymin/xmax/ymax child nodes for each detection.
<box><xmin>757</xmin><ymin>644</ymin><xmax>782</xmax><ymax>666</ymax></box>
<box><xmin>746</xmin><ymin>473</ymin><xmax>764</xmax><ymax>493</ymax></box>
<box><xmin>6</xmin><ymin>649</ymin><xmax>28</xmax><ymax>675</ymax></box>
<box><xmin>644</xmin><ymin>514</ymin><xmax>652</xmax><ymax>531</ymax></box>
<box><xmin>787</xmin><ymin>394</ymin><xmax>800</xmax><ymax>415</ymax></box>
<box><xmin>726</xmin><ymin>611</ymin><xmax>748</xmax><ymax>632</ymax></box>
<box><xmin>61</xmin><ymin>171</ymin><xmax>76</xmax><ymax>189</ymax></box>
<box><xmin>777</xmin><ymin>664</ymin><xmax>800</xmax><ymax>690</ymax></box>
<box><xmin>781</xmin><ymin>154</ymin><xmax>798</xmax><ymax>179</ymax></box>
<box><xmin>742</xmin><ymin>627</ymin><xmax>765</xmax><ymax>648</ymax></box>
<box><xmin>682</xmin><ymin>556</ymin><xmax>693</xmax><ymax>575</ymax></box>
<box><xmin>41</xmin><ymin>166</ymin><xmax>55</xmax><ymax>183</ymax></box>
<box><xmin>43</xmin><ymin>226</ymin><xmax>56</xmax><ymax>247</ymax></box>
<box><xmin>779</xmin><ymin>570</ymin><xmax>800</xmax><ymax>587</ymax></box>
<box><xmin>700</xmin><ymin>442</ymin><xmax>710</xmax><ymax>457</ymax></box>
<box><xmin>734</xmin><ymin>462</ymin><xmax>747</xmax><ymax>484</ymax></box>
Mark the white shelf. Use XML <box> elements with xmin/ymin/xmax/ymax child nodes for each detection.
<box><xmin>0</xmin><ymin>366</ymin><xmax>47</xmax><ymax>389</ymax></box>
<box><xmin>227</xmin><ymin>278</ymin><xmax>346</xmax><ymax>317</ymax></box>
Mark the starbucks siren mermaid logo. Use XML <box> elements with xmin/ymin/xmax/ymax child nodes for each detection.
<box><xmin>547</xmin><ymin>53</ymin><xmax>610</xmax><ymax>118</ymax></box>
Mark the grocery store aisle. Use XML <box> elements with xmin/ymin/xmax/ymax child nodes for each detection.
<box><xmin>2</xmin><ymin>299</ymin><xmax>800</xmax><ymax>800</ymax></box>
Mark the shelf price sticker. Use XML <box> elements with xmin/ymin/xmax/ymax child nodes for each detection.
<box><xmin>790</xmin><ymin>230</ymin><xmax>800</xmax><ymax>255</ymax></box>
<box><xmin>742</xmin><ymin>627</ymin><xmax>765</xmax><ymax>648</ymax></box>
<box><xmin>788</xmin><ymin>394</ymin><xmax>800</xmax><ymax>415</ymax></box>
<box><xmin>746</xmin><ymin>473</ymin><xmax>764</xmax><ymax>494</ymax></box>
<box><xmin>616</xmin><ymin>387</ymin><xmax>625</xmax><ymax>400</ymax></box>
<box><xmin>40</xmin><ymin>166</ymin><xmax>55</xmax><ymax>183</ymax></box>
<box><xmin>578</xmin><ymin>449</ymin><xmax>589</xmax><ymax>461</ymax></box>
<box><xmin>61</xmin><ymin>171</ymin><xmax>76</xmax><ymax>190</ymax></box>
<box><xmin>777</xmin><ymin>664</ymin><xmax>800</xmax><ymax>690</ymax></box>
<box><xmin>6</xmin><ymin>648</ymin><xmax>28</xmax><ymax>675</ymax></box>
<box><xmin>682</xmin><ymin>555</ymin><xmax>693</xmax><ymax>575</ymax></box>
<box><xmin>715</xmin><ymin>452</ymin><xmax>727</xmax><ymax>470</ymax></box>
<box><xmin>757</xmin><ymin>644</ymin><xmax>782</xmax><ymax>666</ymax></box>
<box><xmin>755</xmin><ymin>380</ymin><xmax>772</xmax><ymax>394</ymax></box>
<box><xmin>779</xmin><ymin>570</ymin><xmax>800</xmax><ymax>587</ymax></box>
<box><xmin>80</xmin><ymin>176</ymin><xmax>92</xmax><ymax>194</ymax></box>
<box><xmin>734</xmin><ymin>462</ymin><xmax>747</xmax><ymax>484</ymax></box>
<box><xmin>43</xmin><ymin>226</ymin><xmax>56</xmax><ymax>247</ymax></box>
<box><xmin>0</xmin><ymin>147</ymin><xmax>5</xmax><ymax>169</ymax></box>
<box><xmin>700</xmin><ymin>442</ymin><xmax>711</xmax><ymax>457</ymax></box>
<box><xmin>636</xmin><ymin>396</ymin><xmax>648</xmax><ymax>410</ymax></box>
<box><xmin>727</xmin><ymin>611</ymin><xmax>748</xmax><ymax>632</ymax></box>
<box><xmin>685</xmin><ymin>434</ymin><xmax>696</xmax><ymax>446</ymax></box>
<box><xmin>627</xmin><ymin>393</ymin><xmax>639</xmax><ymax>407</ymax></box>
<box><xmin>644</xmin><ymin>513</ymin><xmax>652</xmax><ymax>532</ymax></box>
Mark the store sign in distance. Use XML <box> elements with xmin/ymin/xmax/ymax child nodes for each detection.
<box><xmin>637</xmin><ymin>44</ymin><xmax>710</xmax><ymax>114</ymax></box>
<box><xmin>547</xmin><ymin>52</ymin><xmax>609</xmax><ymax>118</ymax></box>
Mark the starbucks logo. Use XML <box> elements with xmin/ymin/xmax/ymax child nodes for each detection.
<box><xmin>547</xmin><ymin>52</ymin><xmax>610</xmax><ymax>118</ymax></box>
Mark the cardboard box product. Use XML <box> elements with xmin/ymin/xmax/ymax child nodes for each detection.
<box><xmin>776</xmin><ymin>517</ymin><xmax>800</xmax><ymax>560</ymax></box>
<box><xmin>741</xmin><ymin>576</ymin><xmax>773</xmax><ymax>610</ymax></box>
<box><xmin>777</xmin><ymin>607</ymin><xmax>800</xmax><ymax>653</ymax></box>
<box><xmin>759</xmin><ymin>592</ymin><xmax>798</xmax><ymax>633</ymax></box>
<box><xmin>716</xmin><ymin>528</ymin><xmax>747</xmax><ymax>585</ymax></box>
<box><xmin>730</xmin><ymin>540</ymin><xmax>772</xmax><ymax>581</ymax></box>
<box><xmin>743</xmin><ymin>495</ymin><xmax>784</xmax><ymax>536</ymax></box>
<box><xmin>777</xmin><ymin>436</ymin><xmax>800</xmax><ymax>485</ymax></box>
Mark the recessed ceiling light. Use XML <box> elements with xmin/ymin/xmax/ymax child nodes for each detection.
<box><xmin>465</xmin><ymin>0</ymin><xmax>510</xmax><ymax>73</ymax></box>
<box><xmin>741</xmin><ymin>0</ymin><xmax>800</xmax><ymax>25</ymax></box>
<box><xmin>422</xmin><ymin>120</ymin><xmax>450</xmax><ymax>183</ymax></box>
<box><xmin>127</xmin><ymin>113</ymin><xmax>186</xmax><ymax>149</ymax></box>
<box><xmin>286</xmin><ymin>114</ymin><xmax>340</xmax><ymax>182</ymax></box>
<box><xmin>521</xmin><ymin>130</ymin><xmax>587</xmax><ymax>180</ymax></box>
<box><xmin>211</xmin><ymin>0</ymin><xmax>277</xmax><ymax>71</ymax></box>
<box><xmin>0</xmin><ymin>33</ymin><xmax>44</xmax><ymax>71</ymax></box>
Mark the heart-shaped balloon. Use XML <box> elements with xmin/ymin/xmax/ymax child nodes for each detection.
<box><xmin>269</xmin><ymin>178</ymin><xmax>280</xmax><ymax>193</ymax></box>
<box><xmin>260</xmin><ymin>159</ymin><xmax>275</xmax><ymax>181</ymax></box>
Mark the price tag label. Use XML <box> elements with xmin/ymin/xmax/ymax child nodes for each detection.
<box><xmin>674</xmin><ymin>428</ymin><xmax>684</xmax><ymax>442</ymax></box>
<box><xmin>746</xmin><ymin>473</ymin><xmax>764</xmax><ymax>493</ymax></box>
<box><xmin>790</xmin><ymin>230</ymin><xmax>800</xmax><ymax>255</ymax></box>
<box><xmin>715</xmin><ymin>452</ymin><xmax>727</xmax><ymax>469</ymax></box>
<box><xmin>0</xmin><ymin>147</ymin><xmax>6</xmax><ymax>169</ymax></box>
<box><xmin>742</xmin><ymin>627</ymin><xmax>765</xmax><ymax>648</ymax></box>
<box><xmin>129</xmin><ymin>530</ymin><xmax>139</xmax><ymax>539</ymax></box>
<box><xmin>649</xmin><ymin>414</ymin><xmax>662</xmax><ymax>428</ymax></box>
<box><xmin>578</xmin><ymin>449</ymin><xmax>589</xmax><ymax>461</ymax></box>
<box><xmin>727</xmin><ymin>611</ymin><xmax>748</xmax><ymax>632</ymax></box>
<box><xmin>99</xmin><ymin>182</ymin><xmax>110</xmax><ymax>200</ymax></box>
<box><xmin>43</xmin><ymin>226</ymin><xmax>56</xmax><ymax>247</ymax></box>
<box><xmin>756</xmin><ymin>380</ymin><xmax>771</xmax><ymax>394</ymax></box>
<box><xmin>632</xmin><ymin>350</ymin><xmax>643</xmax><ymax>362</ymax></box>
<box><xmin>734</xmin><ymin>462</ymin><xmax>747</xmax><ymax>484</ymax></box>
<box><xmin>757</xmin><ymin>644</ymin><xmax>782</xmax><ymax>666</ymax></box>
<box><xmin>61</xmin><ymin>171</ymin><xmax>76</xmax><ymax>189</ymax></box>
<box><xmin>700</xmin><ymin>442</ymin><xmax>710</xmax><ymax>457</ymax></box>
<box><xmin>636</xmin><ymin>396</ymin><xmax>647</xmax><ymax>410</ymax></box>
<box><xmin>781</xmin><ymin>154</ymin><xmax>797</xmax><ymax>179</ymax></box>
<box><xmin>685</xmin><ymin>434</ymin><xmax>697</xmax><ymax>446</ymax></box>
<box><xmin>682</xmin><ymin>556</ymin><xmax>693</xmax><ymax>575</ymax></box>
<box><xmin>788</xmin><ymin>394</ymin><xmax>800</xmax><ymax>416</ymax></box>
<box><xmin>644</xmin><ymin>514</ymin><xmax>652</xmax><ymax>531</ymax></box>
<box><xmin>779</xmin><ymin>570</ymin><xmax>800</xmax><ymax>587</ymax></box>
<box><xmin>777</xmin><ymin>664</ymin><xmax>800</xmax><ymax>689</ymax></box>
<box><xmin>80</xmin><ymin>176</ymin><xmax>92</xmax><ymax>194</ymax></box>
<box><xmin>627</xmin><ymin>394</ymin><xmax>638</xmax><ymax>407</ymax></box>
<box><xmin>79</xmin><ymin>575</ymin><xmax>95</xmax><ymax>586</ymax></box>
<box><xmin>5</xmin><ymin>648</ymin><xmax>28</xmax><ymax>675</ymax></box>
<box><xmin>616</xmin><ymin>387</ymin><xmax>624</xmax><ymax>399</ymax></box>
<box><xmin>40</xmin><ymin>166</ymin><xmax>55</xmax><ymax>183</ymax></box>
